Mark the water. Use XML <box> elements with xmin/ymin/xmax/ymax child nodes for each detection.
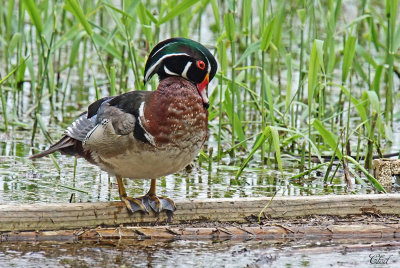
<box><xmin>0</xmin><ymin>125</ymin><xmax>375</xmax><ymax>205</ymax></box>
<box><xmin>1</xmin><ymin>238</ymin><xmax>400</xmax><ymax>267</ymax></box>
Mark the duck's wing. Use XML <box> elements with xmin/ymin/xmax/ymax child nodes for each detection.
<box><xmin>30</xmin><ymin>91</ymin><xmax>153</xmax><ymax>160</ymax></box>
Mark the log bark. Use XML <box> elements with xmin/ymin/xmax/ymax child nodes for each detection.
<box><xmin>0</xmin><ymin>194</ymin><xmax>400</xmax><ymax>232</ymax></box>
<box><xmin>2</xmin><ymin>223</ymin><xmax>400</xmax><ymax>242</ymax></box>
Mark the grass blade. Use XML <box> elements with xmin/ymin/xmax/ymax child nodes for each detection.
<box><xmin>307</xmin><ymin>40</ymin><xmax>323</xmax><ymax>110</ymax></box>
<box><xmin>341</xmin><ymin>35</ymin><xmax>356</xmax><ymax>83</ymax></box>
<box><xmin>234</xmin><ymin>41</ymin><xmax>260</xmax><ymax>67</ymax></box>
<box><xmin>270</xmin><ymin>126</ymin><xmax>282</xmax><ymax>174</ymax></box>
<box><xmin>236</xmin><ymin>126</ymin><xmax>282</xmax><ymax>178</ymax></box>
<box><xmin>158</xmin><ymin>0</ymin><xmax>199</xmax><ymax>25</ymax></box>
<box><xmin>260</xmin><ymin>17</ymin><xmax>276</xmax><ymax>51</ymax></box>
<box><xmin>224</xmin><ymin>13</ymin><xmax>235</xmax><ymax>42</ymax></box>
<box><xmin>64</xmin><ymin>0</ymin><xmax>93</xmax><ymax>36</ymax></box>
<box><xmin>313</xmin><ymin>119</ymin><xmax>342</xmax><ymax>159</ymax></box>
<box><xmin>284</xmin><ymin>53</ymin><xmax>292</xmax><ymax>113</ymax></box>
<box><xmin>22</xmin><ymin>0</ymin><xmax>43</xmax><ymax>34</ymax></box>
<box><xmin>235</xmin><ymin>132</ymin><xmax>267</xmax><ymax>178</ymax></box>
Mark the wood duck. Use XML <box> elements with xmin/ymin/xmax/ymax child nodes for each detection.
<box><xmin>31</xmin><ymin>38</ymin><xmax>218</xmax><ymax>216</ymax></box>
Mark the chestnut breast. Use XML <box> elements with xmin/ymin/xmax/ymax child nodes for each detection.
<box><xmin>142</xmin><ymin>76</ymin><xmax>208</xmax><ymax>149</ymax></box>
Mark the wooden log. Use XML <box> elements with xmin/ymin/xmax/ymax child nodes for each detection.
<box><xmin>2</xmin><ymin>223</ymin><xmax>400</xmax><ymax>242</ymax></box>
<box><xmin>0</xmin><ymin>194</ymin><xmax>400</xmax><ymax>232</ymax></box>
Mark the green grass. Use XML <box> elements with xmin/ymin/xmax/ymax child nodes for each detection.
<box><xmin>1</xmin><ymin>0</ymin><xmax>399</xmax><ymax>193</ymax></box>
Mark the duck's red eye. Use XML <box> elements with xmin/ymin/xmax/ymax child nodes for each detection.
<box><xmin>196</xmin><ymin>60</ymin><xmax>206</xmax><ymax>70</ymax></box>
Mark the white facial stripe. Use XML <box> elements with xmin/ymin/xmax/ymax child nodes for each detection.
<box><xmin>164</xmin><ymin>65</ymin><xmax>179</xmax><ymax>76</ymax></box>
<box><xmin>151</xmin><ymin>42</ymin><xmax>178</xmax><ymax>58</ymax></box>
<box><xmin>206</xmin><ymin>58</ymin><xmax>211</xmax><ymax>73</ymax></box>
<box><xmin>181</xmin><ymin>61</ymin><xmax>192</xmax><ymax>79</ymax></box>
<box><xmin>138</xmin><ymin>102</ymin><xmax>156</xmax><ymax>146</ymax></box>
<box><xmin>144</xmin><ymin>53</ymin><xmax>190</xmax><ymax>82</ymax></box>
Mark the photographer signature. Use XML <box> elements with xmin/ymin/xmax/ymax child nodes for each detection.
<box><xmin>369</xmin><ymin>254</ymin><xmax>392</xmax><ymax>264</ymax></box>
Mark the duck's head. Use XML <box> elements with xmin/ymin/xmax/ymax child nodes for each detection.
<box><xmin>144</xmin><ymin>38</ymin><xmax>218</xmax><ymax>108</ymax></box>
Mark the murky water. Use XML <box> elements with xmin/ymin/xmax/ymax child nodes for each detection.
<box><xmin>1</xmin><ymin>238</ymin><xmax>400</xmax><ymax>267</ymax></box>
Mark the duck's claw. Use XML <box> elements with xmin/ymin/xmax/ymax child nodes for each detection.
<box><xmin>121</xmin><ymin>194</ymin><xmax>176</xmax><ymax>215</ymax></box>
<box><xmin>121</xmin><ymin>196</ymin><xmax>149</xmax><ymax>214</ymax></box>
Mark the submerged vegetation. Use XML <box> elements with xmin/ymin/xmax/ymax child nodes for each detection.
<box><xmin>0</xmin><ymin>0</ymin><xmax>400</xmax><ymax>197</ymax></box>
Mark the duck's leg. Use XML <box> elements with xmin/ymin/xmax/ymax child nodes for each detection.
<box><xmin>144</xmin><ymin>179</ymin><xmax>176</xmax><ymax>214</ymax></box>
<box><xmin>117</xmin><ymin>177</ymin><xmax>176</xmax><ymax>215</ymax></box>
<box><xmin>117</xmin><ymin>176</ymin><xmax>148</xmax><ymax>213</ymax></box>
